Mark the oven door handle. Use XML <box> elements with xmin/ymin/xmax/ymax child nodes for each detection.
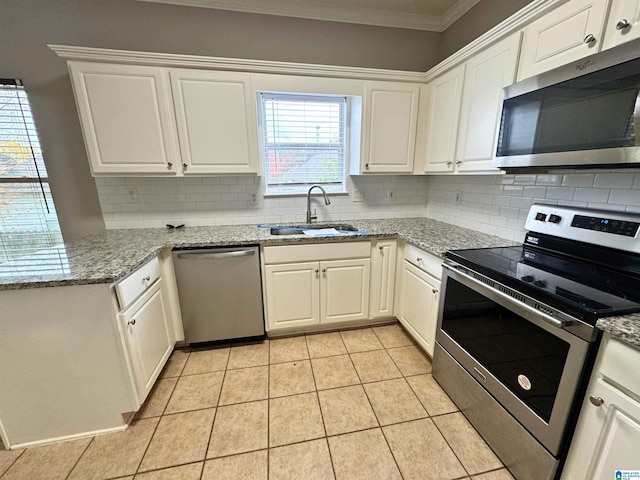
<box><xmin>443</xmin><ymin>264</ymin><xmax>570</xmax><ymax>330</ymax></box>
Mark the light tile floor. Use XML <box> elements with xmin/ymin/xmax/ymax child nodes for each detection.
<box><xmin>0</xmin><ymin>323</ymin><xmax>515</xmax><ymax>480</ymax></box>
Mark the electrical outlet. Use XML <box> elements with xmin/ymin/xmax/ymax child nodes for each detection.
<box><xmin>455</xmin><ymin>190</ymin><xmax>463</xmax><ymax>204</ymax></box>
<box><xmin>127</xmin><ymin>188</ymin><xmax>138</xmax><ymax>202</ymax></box>
<box><xmin>250</xmin><ymin>193</ymin><xmax>257</xmax><ymax>203</ymax></box>
<box><xmin>387</xmin><ymin>190</ymin><xmax>394</xmax><ymax>202</ymax></box>
<box><xmin>352</xmin><ymin>190</ymin><xmax>364</xmax><ymax>202</ymax></box>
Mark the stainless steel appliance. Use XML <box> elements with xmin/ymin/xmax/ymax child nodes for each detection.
<box><xmin>172</xmin><ymin>246</ymin><xmax>265</xmax><ymax>344</ymax></box>
<box><xmin>433</xmin><ymin>204</ymin><xmax>640</xmax><ymax>480</ymax></box>
<box><xmin>494</xmin><ymin>37</ymin><xmax>640</xmax><ymax>170</ymax></box>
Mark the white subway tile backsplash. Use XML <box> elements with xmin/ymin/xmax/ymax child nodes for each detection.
<box><xmin>96</xmin><ymin>175</ymin><xmax>429</xmax><ymax>229</ymax></box>
<box><xmin>427</xmin><ymin>170</ymin><xmax>640</xmax><ymax>241</ymax></box>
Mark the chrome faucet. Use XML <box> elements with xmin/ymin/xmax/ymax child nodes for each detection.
<box><xmin>306</xmin><ymin>184</ymin><xmax>331</xmax><ymax>223</ymax></box>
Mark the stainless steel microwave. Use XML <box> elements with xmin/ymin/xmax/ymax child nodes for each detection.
<box><xmin>494</xmin><ymin>37</ymin><xmax>640</xmax><ymax>170</ymax></box>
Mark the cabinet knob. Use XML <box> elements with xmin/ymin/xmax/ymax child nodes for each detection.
<box><xmin>128</xmin><ymin>319</ymin><xmax>136</xmax><ymax>326</ymax></box>
<box><xmin>379</xmin><ymin>246</ymin><xmax>384</xmax><ymax>251</ymax></box>
<box><xmin>183</xmin><ymin>163</ymin><xmax>188</xmax><ymax>171</ymax></box>
<box><xmin>584</xmin><ymin>34</ymin><xmax>597</xmax><ymax>45</ymax></box>
<box><xmin>167</xmin><ymin>162</ymin><xmax>173</xmax><ymax>170</ymax></box>
<box><xmin>432</xmin><ymin>288</ymin><xmax>438</xmax><ymax>294</ymax></box>
<box><xmin>616</xmin><ymin>19</ymin><xmax>630</xmax><ymax>30</ymax></box>
<box><xmin>446</xmin><ymin>161</ymin><xmax>452</xmax><ymax>167</ymax></box>
<box><xmin>315</xmin><ymin>269</ymin><xmax>319</xmax><ymax>274</ymax></box>
<box><xmin>143</xmin><ymin>276</ymin><xmax>151</xmax><ymax>282</ymax></box>
<box><xmin>322</xmin><ymin>268</ymin><xmax>327</xmax><ymax>273</ymax></box>
<box><xmin>589</xmin><ymin>395</ymin><xmax>604</xmax><ymax>407</ymax></box>
<box><xmin>455</xmin><ymin>160</ymin><xmax>462</xmax><ymax>166</ymax></box>
<box><xmin>365</xmin><ymin>163</ymin><xmax>369</xmax><ymax>170</ymax></box>
<box><xmin>416</xmin><ymin>257</ymin><xmax>422</xmax><ymax>262</ymax></box>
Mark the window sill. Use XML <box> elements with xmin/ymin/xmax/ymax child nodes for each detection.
<box><xmin>263</xmin><ymin>190</ymin><xmax>349</xmax><ymax>198</ymax></box>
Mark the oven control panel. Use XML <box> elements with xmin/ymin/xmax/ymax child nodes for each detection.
<box><xmin>525</xmin><ymin>204</ymin><xmax>640</xmax><ymax>254</ymax></box>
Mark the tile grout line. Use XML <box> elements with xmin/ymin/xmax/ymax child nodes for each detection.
<box><xmin>202</xmin><ymin>347</ymin><xmax>230</xmax><ymax>473</ymax></box>
<box><xmin>303</xmin><ymin>333</ymin><xmax>338</xmax><ymax>480</ymax></box>
<box><xmin>266</xmin><ymin>339</ymin><xmax>271</xmax><ymax>480</ymax></box>
<box><xmin>63</xmin><ymin>434</ymin><xmax>94</xmax><ymax>480</ymax></box>
<box><xmin>0</xmin><ymin>448</ymin><xmax>25</xmax><ymax>479</ymax></box>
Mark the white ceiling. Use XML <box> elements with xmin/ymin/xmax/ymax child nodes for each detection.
<box><xmin>137</xmin><ymin>0</ymin><xmax>482</xmax><ymax>32</ymax></box>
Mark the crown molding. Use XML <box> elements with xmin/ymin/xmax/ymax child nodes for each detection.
<box><xmin>48</xmin><ymin>45</ymin><xmax>427</xmax><ymax>83</ymax></box>
<box><xmin>136</xmin><ymin>0</ymin><xmax>478</xmax><ymax>32</ymax></box>
<box><xmin>50</xmin><ymin>0</ymin><xmax>562</xmax><ymax>84</ymax></box>
<box><xmin>425</xmin><ymin>0</ymin><xmax>567</xmax><ymax>80</ymax></box>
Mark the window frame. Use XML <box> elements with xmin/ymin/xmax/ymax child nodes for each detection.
<box><xmin>257</xmin><ymin>91</ymin><xmax>350</xmax><ymax>196</ymax></box>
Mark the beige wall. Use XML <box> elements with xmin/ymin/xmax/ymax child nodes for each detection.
<box><xmin>0</xmin><ymin>0</ymin><xmax>441</xmax><ymax>240</ymax></box>
<box><xmin>439</xmin><ymin>0</ymin><xmax>533</xmax><ymax>60</ymax></box>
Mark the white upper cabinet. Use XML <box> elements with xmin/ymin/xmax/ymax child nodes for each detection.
<box><xmin>420</xmin><ymin>64</ymin><xmax>466</xmax><ymax>173</ymax></box>
<box><xmin>517</xmin><ymin>0</ymin><xmax>609</xmax><ymax>81</ymax></box>
<box><xmin>169</xmin><ymin>69</ymin><xmax>260</xmax><ymax>175</ymax></box>
<box><xmin>455</xmin><ymin>33</ymin><xmax>521</xmax><ymax>173</ymax></box>
<box><xmin>69</xmin><ymin>62</ymin><xmax>179</xmax><ymax>175</ymax></box>
<box><xmin>602</xmin><ymin>0</ymin><xmax>640</xmax><ymax>49</ymax></box>
<box><xmin>359</xmin><ymin>81</ymin><xmax>420</xmax><ymax>174</ymax></box>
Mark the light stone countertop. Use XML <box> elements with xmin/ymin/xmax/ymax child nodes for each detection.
<box><xmin>0</xmin><ymin>218</ymin><xmax>512</xmax><ymax>290</ymax></box>
<box><xmin>2</xmin><ymin>216</ymin><xmax>638</xmax><ymax>348</ymax></box>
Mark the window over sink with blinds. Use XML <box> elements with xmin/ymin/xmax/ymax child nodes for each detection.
<box><xmin>259</xmin><ymin>93</ymin><xmax>348</xmax><ymax>195</ymax></box>
<box><xmin>0</xmin><ymin>80</ymin><xmax>62</xmax><ymax>263</ymax></box>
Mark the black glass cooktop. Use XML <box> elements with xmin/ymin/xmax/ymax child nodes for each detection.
<box><xmin>446</xmin><ymin>242</ymin><xmax>640</xmax><ymax>324</ymax></box>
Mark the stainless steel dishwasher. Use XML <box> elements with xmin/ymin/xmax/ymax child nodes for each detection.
<box><xmin>172</xmin><ymin>246</ymin><xmax>265</xmax><ymax>344</ymax></box>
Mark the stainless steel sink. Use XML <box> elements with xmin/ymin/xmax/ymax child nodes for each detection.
<box><xmin>269</xmin><ymin>224</ymin><xmax>358</xmax><ymax>235</ymax></box>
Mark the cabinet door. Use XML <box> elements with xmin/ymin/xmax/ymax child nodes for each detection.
<box><xmin>517</xmin><ymin>0</ymin><xmax>609</xmax><ymax>81</ymax></box>
<box><xmin>455</xmin><ymin>33</ymin><xmax>521</xmax><ymax>173</ymax></box>
<box><xmin>120</xmin><ymin>280</ymin><xmax>173</xmax><ymax>403</ymax></box>
<box><xmin>398</xmin><ymin>260</ymin><xmax>440</xmax><ymax>357</ymax></box>
<box><xmin>320</xmin><ymin>258</ymin><xmax>370</xmax><ymax>323</ymax></box>
<box><xmin>68</xmin><ymin>62</ymin><xmax>178</xmax><ymax>175</ymax></box>
<box><xmin>264</xmin><ymin>262</ymin><xmax>320</xmax><ymax>330</ymax></box>
<box><xmin>602</xmin><ymin>0</ymin><xmax>640</xmax><ymax>50</ymax></box>
<box><xmin>422</xmin><ymin>64</ymin><xmax>465</xmax><ymax>173</ymax></box>
<box><xmin>562</xmin><ymin>377</ymin><xmax>640</xmax><ymax>479</ymax></box>
<box><xmin>361</xmin><ymin>82</ymin><xmax>419</xmax><ymax>173</ymax></box>
<box><xmin>369</xmin><ymin>240</ymin><xmax>397</xmax><ymax>318</ymax></box>
<box><xmin>170</xmin><ymin>69</ymin><xmax>260</xmax><ymax>175</ymax></box>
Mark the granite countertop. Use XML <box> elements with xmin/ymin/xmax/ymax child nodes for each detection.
<box><xmin>3</xmin><ymin>216</ymin><xmax>638</xmax><ymax>347</ymax></box>
<box><xmin>0</xmin><ymin>217</ymin><xmax>512</xmax><ymax>290</ymax></box>
<box><xmin>596</xmin><ymin>315</ymin><xmax>640</xmax><ymax>349</ymax></box>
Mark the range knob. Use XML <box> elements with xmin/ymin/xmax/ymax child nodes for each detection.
<box><xmin>548</xmin><ymin>214</ymin><xmax>562</xmax><ymax>224</ymax></box>
<box><xmin>521</xmin><ymin>275</ymin><xmax>535</xmax><ymax>283</ymax></box>
<box><xmin>535</xmin><ymin>212</ymin><xmax>547</xmax><ymax>221</ymax></box>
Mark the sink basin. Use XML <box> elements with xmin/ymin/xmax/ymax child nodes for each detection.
<box><xmin>269</xmin><ymin>224</ymin><xmax>358</xmax><ymax>235</ymax></box>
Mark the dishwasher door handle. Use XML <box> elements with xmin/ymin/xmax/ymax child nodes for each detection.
<box><xmin>176</xmin><ymin>249</ymin><xmax>255</xmax><ymax>260</ymax></box>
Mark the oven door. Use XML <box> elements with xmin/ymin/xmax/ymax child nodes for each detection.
<box><xmin>436</xmin><ymin>263</ymin><xmax>590</xmax><ymax>456</ymax></box>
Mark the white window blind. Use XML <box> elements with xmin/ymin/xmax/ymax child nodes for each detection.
<box><xmin>0</xmin><ymin>80</ymin><xmax>62</xmax><ymax>263</ymax></box>
<box><xmin>260</xmin><ymin>93</ymin><xmax>347</xmax><ymax>194</ymax></box>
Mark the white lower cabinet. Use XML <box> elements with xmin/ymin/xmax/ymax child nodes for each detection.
<box><xmin>262</xmin><ymin>242</ymin><xmax>372</xmax><ymax>332</ymax></box>
<box><xmin>119</xmin><ymin>279</ymin><xmax>173</xmax><ymax>403</ymax></box>
<box><xmin>264</xmin><ymin>262</ymin><xmax>320</xmax><ymax>329</ymax></box>
<box><xmin>264</xmin><ymin>257</ymin><xmax>370</xmax><ymax>331</ymax></box>
<box><xmin>562</xmin><ymin>334</ymin><xmax>640</xmax><ymax>479</ymax></box>
<box><xmin>369</xmin><ymin>240</ymin><xmax>397</xmax><ymax>318</ymax></box>
<box><xmin>397</xmin><ymin>244</ymin><xmax>442</xmax><ymax>357</ymax></box>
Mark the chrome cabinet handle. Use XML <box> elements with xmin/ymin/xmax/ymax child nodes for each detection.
<box><xmin>589</xmin><ymin>395</ymin><xmax>604</xmax><ymax>407</ymax></box>
<box><xmin>416</xmin><ymin>257</ymin><xmax>422</xmax><ymax>262</ymax></box>
<box><xmin>167</xmin><ymin>162</ymin><xmax>173</xmax><ymax>169</ymax></box>
<box><xmin>446</xmin><ymin>161</ymin><xmax>452</xmax><ymax>167</ymax></box>
<box><xmin>143</xmin><ymin>276</ymin><xmax>151</xmax><ymax>282</ymax></box>
<box><xmin>128</xmin><ymin>319</ymin><xmax>136</xmax><ymax>326</ymax></box>
<box><xmin>455</xmin><ymin>160</ymin><xmax>462</xmax><ymax>166</ymax></box>
<box><xmin>616</xmin><ymin>19</ymin><xmax>630</xmax><ymax>30</ymax></box>
<box><xmin>176</xmin><ymin>250</ymin><xmax>255</xmax><ymax>260</ymax></box>
<box><xmin>584</xmin><ymin>34</ymin><xmax>596</xmax><ymax>44</ymax></box>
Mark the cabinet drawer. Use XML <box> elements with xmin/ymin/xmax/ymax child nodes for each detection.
<box><xmin>404</xmin><ymin>244</ymin><xmax>443</xmax><ymax>279</ymax></box>
<box><xmin>263</xmin><ymin>241</ymin><xmax>370</xmax><ymax>264</ymax></box>
<box><xmin>599</xmin><ymin>335</ymin><xmax>640</xmax><ymax>397</ymax></box>
<box><xmin>115</xmin><ymin>256</ymin><xmax>161</xmax><ymax>309</ymax></box>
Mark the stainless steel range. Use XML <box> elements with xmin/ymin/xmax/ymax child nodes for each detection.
<box><xmin>433</xmin><ymin>204</ymin><xmax>640</xmax><ymax>480</ymax></box>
